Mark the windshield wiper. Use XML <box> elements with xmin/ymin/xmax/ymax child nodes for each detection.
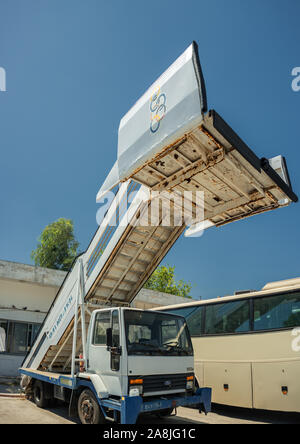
<box><xmin>163</xmin><ymin>342</ymin><xmax>189</xmax><ymax>355</ymax></box>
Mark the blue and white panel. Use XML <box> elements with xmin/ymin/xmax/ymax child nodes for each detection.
<box><xmin>96</xmin><ymin>42</ymin><xmax>207</xmax><ymax>202</ymax></box>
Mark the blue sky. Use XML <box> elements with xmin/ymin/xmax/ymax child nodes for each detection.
<box><xmin>0</xmin><ymin>0</ymin><xmax>299</xmax><ymax>300</ymax></box>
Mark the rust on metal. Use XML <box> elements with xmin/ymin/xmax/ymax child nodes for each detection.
<box><xmin>200</xmin><ymin>125</ymin><xmax>225</xmax><ymax>151</ymax></box>
<box><xmin>122</xmin><ymin>135</ymin><xmax>188</xmax><ymax>183</ymax></box>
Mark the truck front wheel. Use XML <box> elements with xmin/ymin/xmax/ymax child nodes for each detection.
<box><xmin>78</xmin><ymin>389</ymin><xmax>105</xmax><ymax>424</ymax></box>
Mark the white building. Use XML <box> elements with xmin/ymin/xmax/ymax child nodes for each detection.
<box><xmin>0</xmin><ymin>260</ymin><xmax>188</xmax><ymax>377</ymax></box>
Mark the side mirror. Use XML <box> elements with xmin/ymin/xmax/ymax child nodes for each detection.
<box><xmin>106</xmin><ymin>327</ymin><xmax>112</xmax><ymax>348</ymax></box>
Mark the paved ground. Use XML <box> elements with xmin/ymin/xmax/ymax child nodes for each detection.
<box><xmin>0</xmin><ymin>398</ymin><xmax>299</xmax><ymax>424</ymax></box>
<box><xmin>0</xmin><ymin>378</ymin><xmax>22</xmax><ymax>395</ymax></box>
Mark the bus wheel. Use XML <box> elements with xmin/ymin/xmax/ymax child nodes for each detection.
<box><xmin>33</xmin><ymin>380</ymin><xmax>49</xmax><ymax>408</ymax></box>
<box><xmin>78</xmin><ymin>389</ymin><xmax>105</xmax><ymax>424</ymax></box>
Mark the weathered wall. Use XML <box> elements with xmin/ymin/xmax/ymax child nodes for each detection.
<box><xmin>132</xmin><ymin>288</ymin><xmax>190</xmax><ymax>309</ymax></box>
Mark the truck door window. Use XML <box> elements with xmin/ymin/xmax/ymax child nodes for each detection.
<box><xmin>93</xmin><ymin>311</ymin><xmax>111</xmax><ymax>345</ymax></box>
<box><xmin>112</xmin><ymin>310</ymin><xmax>120</xmax><ymax>347</ymax></box>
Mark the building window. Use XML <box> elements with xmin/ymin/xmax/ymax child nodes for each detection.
<box><xmin>0</xmin><ymin>321</ymin><xmax>8</xmax><ymax>352</ymax></box>
<box><xmin>0</xmin><ymin>320</ymin><xmax>41</xmax><ymax>355</ymax></box>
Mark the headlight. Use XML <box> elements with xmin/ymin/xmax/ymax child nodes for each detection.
<box><xmin>129</xmin><ymin>386</ymin><xmax>143</xmax><ymax>396</ymax></box>
<box><xmin>186</xmin><ymin>375</ymin><xmax>194</xmax><ymax>390</ymax></box>
<box><xmin>129</xmin><ymin>378</ymin><xmax>143</xmax><ymax>396</ymax></box>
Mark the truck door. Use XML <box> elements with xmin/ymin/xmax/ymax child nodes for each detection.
<box><xmin>88</xmin><ymin>309</ymin><xmax>122</xmax><ymax>397</ymax></box>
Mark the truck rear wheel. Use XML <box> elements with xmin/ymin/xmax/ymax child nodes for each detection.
<box><xmin>77</xmin><ymin>389</ymin><xmax>105</xmax><ymax>424</ymax></box>
<box><xmin>33</xmin><ymin>380</ymin><xmax>49</xmax><ymax>408</ymax></box>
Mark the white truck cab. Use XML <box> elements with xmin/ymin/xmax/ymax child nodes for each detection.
<box><xmin>21</xmin><ymin>307</ymin><xmax>211</xmax><ymax>425</ymax></box>
<box><xmin>87</xmin><ymin>308</ymin><xmax>195</xmax><ymax>399</ymax></box>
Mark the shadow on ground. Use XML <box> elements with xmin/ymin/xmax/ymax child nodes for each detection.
<box><xmin>211</xmin><ymin>403</ymin><xmax>300</xmax><ymax>424</ymax></box>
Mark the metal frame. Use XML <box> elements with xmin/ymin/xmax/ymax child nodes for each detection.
<box><xmin>19</xmin><ymin>366</ymin><xmax>211</xmax><ymax>424</ymax></box>
<box><xmin>71</xmin><ymin>259</ymin><xmax>87</xmax><ymax>378</ymax></box>
<box><xmin>23</xmin><ymin>108</ymin><xmax>298</xmax><ymax>370</ymax></box>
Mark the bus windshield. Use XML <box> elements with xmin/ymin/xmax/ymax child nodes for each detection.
<box><xmin>124</xmin><ymin>310</ymin><xmax>193</xmax><ymax>356</ymax></box>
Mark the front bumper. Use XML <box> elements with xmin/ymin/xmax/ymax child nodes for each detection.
<box><xmin>120</xmin><ymin>388</ymin><xmax>212</xmax><ymax>424</ymax></box>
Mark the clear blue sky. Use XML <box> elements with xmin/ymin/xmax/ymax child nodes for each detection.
<box><xmin>0</xmin><ymin>0</ymin><xmax>299</xmax><ymax>300</ymax></box>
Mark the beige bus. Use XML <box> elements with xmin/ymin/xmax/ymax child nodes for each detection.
<box><xmin>157</xmin><ymin>277</ymin><xmax>300</xmax><ymax>413</ymax></box>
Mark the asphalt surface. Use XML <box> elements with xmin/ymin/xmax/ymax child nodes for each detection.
<box><xmin>0</xmin><ymin>383</ymin><xmax>22</xmax><ymax>395</ymax></box>
<box><xmin>0</xmin><ymin>398</ymin><xmax>299</xmax><ymax>424</ymax></box>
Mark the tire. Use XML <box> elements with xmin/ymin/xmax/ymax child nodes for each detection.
<box><xmin>33</xmin><ymin>380</ymin><xmax>49</xmax><ymax>408</ymax></box>
<box><xmin>156</xmin><ymin>407</ymin><xmax>174</xmax><ymax>418</ymax></box>
<box><xmin>77</xmin><ymin>389</ymin><xmax>105</xmax><ymax>424</ymax></box>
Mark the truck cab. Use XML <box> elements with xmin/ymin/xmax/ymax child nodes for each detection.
<box><xmin>87</xmin><ymin>308</ymin><xmax>195</xmax><ymax>399</ymax></box>
<box><xmin>21</xmin><ymin>306</ymin><xmax>211</xmax><ymax>424</ymax></box>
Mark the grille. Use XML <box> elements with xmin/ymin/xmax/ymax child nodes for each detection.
<box><xmin>130</xmin><ymin>373</ymin><xmax>190</xmax><ymax>394</ymax></box>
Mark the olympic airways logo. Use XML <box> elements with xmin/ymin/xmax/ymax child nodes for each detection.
<box><xmin>150</xmin><ymin>87</ymin><xmax>167</xmax><ymax>133</ymax></box>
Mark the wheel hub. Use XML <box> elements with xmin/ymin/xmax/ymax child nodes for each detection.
<box><xmin>81</xmin><ymin>399</ymin><xmax>94</xmax><ymax>422</ymax></box>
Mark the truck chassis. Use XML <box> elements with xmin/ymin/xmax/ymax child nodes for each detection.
<box><xmin>20</xmin><ymin>368</ymin><xmax>211</xmax><ymax>424</ymax></box>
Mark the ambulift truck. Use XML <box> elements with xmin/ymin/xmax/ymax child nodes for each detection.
<box><xmin>20</xmin><ymin>42</ymin><xmax>298</xmax><ymax>424</ymax></box>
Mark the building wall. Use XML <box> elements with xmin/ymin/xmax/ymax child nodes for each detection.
<box><xmin>131</xmin><ymin>288</ymin><xmax>190</xmax><ymax>309</ymax></box>
<box><xmin>0</xmin><ymin>278</ymin><xmax>56</xmax><ymax>318</ymax></box>
<box><xmin>0</xmin><ymin>262</ymin><xmax>66</xmax><ymax>377</ymax></box>
<box><xmin>0</xmin><ymin>355</ymin><xmax>24</xmax><ymax>377</ymax></box>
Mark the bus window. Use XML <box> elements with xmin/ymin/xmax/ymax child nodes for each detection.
<box><xmin>205</xmin><ymin>300</ymin><xmax>250</xmax><ymax>335</ymax></box>
<box><xmin>253</xmin><ymin>292</ymin><xmax>300</xmax><ymax>331</ymax></box>
<box><xmin>185</xmin><ymin>307</ymin><xmax>203</xmax><ymax>336</ymax></box>
<box><xmin>165</xmin><ymin>306</ymin><xmax>202</xmax><ymax>336</ymax></box>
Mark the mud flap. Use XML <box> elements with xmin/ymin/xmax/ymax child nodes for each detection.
<box><xmin>120</xmin><ymin>396</ymin><xmax>143</xmax><ymax>424</ymax></box>
<box><xmin>68</xmin><ymin>389</ymin><xmax>78</xmax><ymax>418</ymax></box>
<box><xmin>196</xmin><ymin>387</ymin><xmax>212</xmax><ymax>415</ymax></box>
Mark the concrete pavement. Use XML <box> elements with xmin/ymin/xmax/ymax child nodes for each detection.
<box><xmin>0</xmin><ymin>398</ymin><xmax>299</xmax><ymax>424</ymax></box>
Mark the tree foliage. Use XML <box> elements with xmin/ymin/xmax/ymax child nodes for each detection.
<box><xmin>144</xmin><ymin>265</ymin><xmax>192</xmax><ymax>298</ymax></box>
<box><xmin>31</xmin><ymin>218</ymin><xmax>79</xmax><ymax>271</ymax></box>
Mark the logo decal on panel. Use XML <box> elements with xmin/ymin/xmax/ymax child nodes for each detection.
<box><xmin>47</xmin><ymin>294</ymin><xmax>73</xmax><ymax>340</ymax></box>
<box><xmin>150</xmin><ymin>88</ymin><xmax>167</xmax><ymax>133</ymax></box>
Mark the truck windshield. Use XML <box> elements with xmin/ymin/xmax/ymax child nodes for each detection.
<box><xmin>124</xmin><ymin>310</ymin><xmax>193</xmax><ymax>356</ymax></box>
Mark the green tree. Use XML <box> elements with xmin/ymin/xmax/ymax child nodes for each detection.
<box><xmin>31</xmin><ymin>218</ymin><xmax>80</xmax><ymax>271</ymax></box>
<box><xmin>144</xmin><ymin>265</ymin><xmax>192</xmax><ymax>298</ymax></box>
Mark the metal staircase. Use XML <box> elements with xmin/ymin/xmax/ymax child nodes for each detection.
<box><xmin>22</xmin><ymin>42</ymin><xmax>297</xmax><ymax>375</ymax></box>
